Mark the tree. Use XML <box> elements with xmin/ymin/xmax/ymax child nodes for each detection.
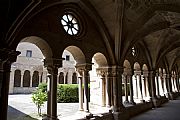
<box><xmin>32</xmin><ymin>89</ymin><xmax>47</xmax><ymax>116</ymax></box>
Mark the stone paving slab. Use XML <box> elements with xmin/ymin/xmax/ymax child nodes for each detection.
<box><xmin>130</xmin><ymin>97</ymin><xmax>180</xmax><ymax>120</ymax></box>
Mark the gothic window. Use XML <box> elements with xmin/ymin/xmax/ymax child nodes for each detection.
<box><xmin>66</xmin><ymin>55</ymin><xmax>70</xmax><ymax>61</ymax></box>
<box><xmin>59</xmin><ymin>72</ymin><xmax>64</xmax><ymax>84</ymax></box>
<box><xmin>26</xmin><ymin>50</ymin><xmax>32</xmax><ymax>57</ymax></box>
<box><xmin>61</xmin><ymin>14</ymin><xmax>79</xmax><ymax>35</ymax></box>
<box><xmin>23</xmin><ymin>70</ymin><xmax>30</xmax><ymax>87</ymax></box>
<box><xmin>14</xmin><ymin>70</ymin><xmax>21</xmax><ymax>87</ymax></box>
<box><xmin>32</xmin><ymin>71</ymin><xmax>39</xmax><ymax>87</ymax></box>
<box><xmin>72</xmin><ymin>72</ymin><xmax>77</xmax><ymax>84</ymax></box>
<box><xmin>132</xmin><ymin>47</ymin><xmax>136</xmax><ymax>56</ymax></box>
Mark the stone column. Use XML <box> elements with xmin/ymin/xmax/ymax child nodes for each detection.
<box><xmin>176</xmin><ymin>75</ymin><xmax>180</xmax><ymax>92</ymax></box>
<box><xmin>111</xmin><ymin>66</ymin><xmax>125</xmax><ymax>112</ymax></box>
<box><xmin>21</xmin><ymin>70</ymin><xmax>24</xmax><ymax>87</ymax></box>
<box><xmin>174</xmin><ymin>75</ymin><xmax>178</xmax><ymax>92</ymax></box>
<box><xmin>144</xmin><ymin>75</ymin><xmax>150</xmax><ymax>99</ymax></box>
<box><xmin>149</xmin><ymin>70</ymin><xmax>157</xmax><ymax>100</ymax></box>
<box><xmin>76</xmin><ymin>63</ymin><xmax>92</xmax><ymax>112</ymax></box>
<box><xmin>155</xmin><ymin>72</ymin><xmax>160</xmax><ymax>97</ymax></box>
<box><xmin>123</xmin><ymin>74</ymin><xmax>129</xmax><ymax>104</ymax></box>
<box><xmin>163</xmin><ymin>74</ymin><xmax>168</xmax><ymax>95</ymax></box>
<box><xmin>78</xmin><ymin>76</ymin><xmax>83</xmax><ymax>111</ymax></box>
<box><xmin>128</xmin><ymin>74</ymin><xmax>135</xmax><ymax>105</ymax></box>
<box><xmin>134</xmin><ymin>75</ymin><xmax>138</xmax><ymax>99</ymax></box>
<box><xmin>30</xmin><ymin>71</ymin><xmax>33</xmax><ymax>87</ymax></box>
<box><xmin>9</xmin><ymin>68</ymin><xmax>15</xmax><ymax>94</ymax></box>
<box><xmin>106</xmin><ymin>71</ymin><xmax>111</xmax><ymax>107</ymax></box>
<box><xmin>43</xmin><ymin>58</ymin><xmax>63</xmax><ymax>120</ymax></box>
<box><xmin>75</xmin><ymin>69</ymin><xmax>83</xmax><ymax>111</ymax></box>
<box><xmin>166</xmin><ymin>74</ymin><xmax>173</xmax><ymax>99</ymax></box>
<box><xmin>0</xmin><ymin>49</ymin><xmax>20</xmax><ymax>120</ymax></box>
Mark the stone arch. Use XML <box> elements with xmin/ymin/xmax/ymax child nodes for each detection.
<box><xmin>72</xmin><ymin>72</ymin><xmax>77</xmax><ymax>84</ymax></box>
<box><xmin>64</xmin><ymin>46</ymin><xmax>86</xmax><ymax>64</ymax></box>
<box><xmin>123</xmin><ymin>60</ymin><xmax>132</xmax><ymax>75</ymax></box>
<box><xmin>134</xmin><ymin>62</ymin><xmax>141</xmax><ymax>71</ymax></box>
<box><xmin>14</xmin><ymin>69</ymin><xmax>21</xmax><ymax>87</ymax></box>
<box><xmin>59</xmin><ymin>72</ymin><xmax>64</xmax><ymax>84</ymax></box>
<box><xmin>32</xmin><ymin>71</ymin><xmax>39</xmax><ymax>87</ymax></box>
<box><xmin>20</xmin><ymin>36</ymin><xmax>53</xmax><ymax>58</ymax></box>
<box><xmin>23</xmin><ymin>70</ymin><xmax>30</xmax><ymax>87</ymax></box>
<box><xmin>142</xmin><ymin>64</ymin><xmax>148</xmax><ymax>71</ymax></box>
<box><xmin>92</xmin><ymin>52</ymin><xmax>108</xmax><ymax>67</ymax></box>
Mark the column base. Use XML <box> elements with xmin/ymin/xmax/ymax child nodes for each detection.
<box><xmin>79</xmin><ymin>108</ymin><xmax>84</xmax><ymax>111</ymax></box>
<box><xmin>123</xmin><ymin>100</ymin><xmax>129</xmax><ymax>104</ymax></box>
<box><xmin>43</xmin><ymin>115</ymin><xmax>58</xmax><ymax>120</ymax></box>
<box><xmin>113</xmin><ymin>111</ymin><xmax>129</xmax><ymax>120</ymax></box>
<box><xmin>140</xmin><ymin>99</ymin><xmax>145</xmax><ymax>103</ymax></box>
<box><xmin>129</xmin><ymin>101</ymin><xmax>136</xmax><ymax>105</ymax></box>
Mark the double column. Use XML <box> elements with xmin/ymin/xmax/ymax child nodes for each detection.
<box><xmin>76</xmin><ymin>63</ymin><xmax>92</xmax><ymax>112</ymax></box>
<box><xmin>0</xmin><ymin>48</ymin><xmax>20</xmax><ymax>120</ymax></box>
<box><xmin>111</xmin><ymin>66</ymin><xmax>125</xmax><ymax>112</ymax></box>
<box><xmin>43</xmin><ymin>58</ymin><xmax>63</xmax><ymax>120</ymax></box>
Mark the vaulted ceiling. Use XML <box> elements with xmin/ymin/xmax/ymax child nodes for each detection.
<box><xmin>2</xmin><ymin>0</ymin><xmax>180</xmax><ymax>73</ymax></box>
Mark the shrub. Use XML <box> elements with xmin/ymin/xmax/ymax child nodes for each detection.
<box><xmin>38</xmin><ymin>83</ymin><xmax>47</xmax><ymax>92</ymax></box>
<box><xmin>57</xmin><ymin>84</ymin><xmax>79</xmax><ymax>103</ymax></box>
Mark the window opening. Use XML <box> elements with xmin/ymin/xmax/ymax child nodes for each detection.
<box><xmin>61</xmin><ymin>14</ymin><xmax>79</xmax><ymax>35</ymax></box>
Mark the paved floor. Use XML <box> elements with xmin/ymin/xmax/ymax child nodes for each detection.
<box><xmin>8</xmin><ymin>94</ymin><xmax>180</xmax><ymax>120</ymax></box>
<box><xmin>130</xmin><ymin>97</ymin><xmax>180</xmax><ymax>120</ymax></box>
<box><xmin>7</xmin><ymin>94</ymin><xmax>109</xmax><ymax>120</ymax></box>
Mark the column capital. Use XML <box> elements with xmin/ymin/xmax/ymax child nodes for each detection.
<box><xmin>44</xmin><ymin>58</ymin><xmax>64</xmax><ymax>68</ymax></box>
<box><xmin>44</xmin><ymin>58</ymin><xmax>64</xmax><ymax>74</ymax></box>
<box><xmin>0</xmin><ymin>48</ymin><xmax>20</xmax><ymax>64</ymax></box>
<box><xmin>96</xmin><ymin>67</ymin><xmax>109</xmax><ymax>77</ymax></box>
<box><xmin>75</xmin><ymin>63</ymin><xmax>92</xmax><ymax>75</ymax></box>
<box><xmin>109</xmin><ymin>65</ymin><xmax>124</xmax><ymax>77</ymax></box>
<box><xmin>134</xmin><ymin>70</ymin><xmax>142</xmax><ymax>76</ymax></box>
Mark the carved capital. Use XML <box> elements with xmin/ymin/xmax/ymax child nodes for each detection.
<box><xmin>96</xmin><ymin>67</ymin><xmax>109</xmax><ymax>77</ymax></box>
<box><xmin>75</xmin><ymin>63</ymin><xmax>92</xmax><ymax>76</ymax></box>
<box><xmin>44</xmin><ymin>58</ymin><xmax>64</xmax><ymax>68</ymax></box>
<box><xmin>108</xmin><ymin>65</ymin><xmax>124</xmax><ymax>77</ymax></box>
<box><xmin>0</xmin><ymin>48</ymin><xmax>20</xmax><ymax>64</ymax></box>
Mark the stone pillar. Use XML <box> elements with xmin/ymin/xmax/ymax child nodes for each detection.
<box><xmin>9</xmin><ymin>68</ymin><xmax>15</xmax><ymax>94</ymax></box>
<box><xmin>30</xmin><ymin>71</ymin><xmax>33</xmax><ymax>87</ymax></box>
<box><xmin>123</xmin><ymin>74</ymin><xmax>129</xmax><ymax>104</ymax></box>
<box><xmin>134</xmin><ymin>75</ymin><xmax>138</xmax><ymax>99</ymax></box>
<box><xmin>76</xmin><ymin>69</ymin><xmax>83</xmax><ymax>111</ymax></box>
<box><xmin>144</xmin><ymin>75</ymin><xmax>150</xmax><ymax>99</ymax></box>
<box><xmin>166</xmin><ymin>74</ymin><xmax>173</xmax><ymax>99</ymax></box>
<box><xmin>176</xmin><ymin>75</ymin><xmax>180</xmax><ymax>92</ymax></box>
<box><xmin>149</xmin><ymin>70</ymin><xmax>157</xmax><ymax>102</ymax></box>
<box><xmin>43</xmin><ymin>58</ymin><xmax>63</xmax><ymax>120</ymax></box>
<box><xmin>21</xmin><ymin>70</ymin><xmax>24</xmax><ymax>87</ymax></box>
<box><xmin>46</xmin><ymin>74</ymin><xmax>51</xmax><ymax>119</ymax></box>
<box><xmin>0</xmin><ymin>49</ymin><xmax>20</xmax><ymax>120</ymax></box>
<box><xmin>78</xmin><ymin>76</ymin><xmax>83</xmax><ymax>111</ymax></box>
<box><xmin>174</xmin><ymin>75</ymin><xmax>178</xmax><ymax>92</ymax></box>
<box><xmin>128</xmin><ymin>74</ymin><xmax>135</xmax><ymax>105</ymax></box>
<box><xmin>163</xmin><ymin>74</ymin><xmax>168</xmax><ymax>95</ymax></box>
<box><xmin>155</xmin><ymin>72</ymin><xmax>160</xmax><ymax>97</ymax></box>
<box><xmin>106</xmin><ymin>71</ymin><xmax>111</xmax><ymax>107</ymax></box>
<box><xmin>111</xmin><ymin>66</ymin><xmax>125</xmax><ymax>112</ymax></box>
<box><xmin>76</xmin><ymin>63</ymin><xmax>92</xmax><ymax>113</ymax></box>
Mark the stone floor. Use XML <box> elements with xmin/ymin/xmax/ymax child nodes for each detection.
<box><xmin>7</xmin><ymin>94</ymin><xmax>109</xmax><ymax>120</ymax></box>
<box><xmin>8</xmin><ymin>94</ymin><xmax>180</xmax><ymax>120</ymax></box>
<box><xmin>130</xmin><ymin>97</ymin><xmax>180</xmax><ymax>120</ymax></box>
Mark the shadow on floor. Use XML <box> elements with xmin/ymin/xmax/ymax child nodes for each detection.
<box><xmin>7</xmin><ymin>105</ymin><xmax>38</xmax><ymax>120</ymax></box>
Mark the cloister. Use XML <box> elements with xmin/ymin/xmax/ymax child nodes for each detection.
<box><xmin>1</xmin><ymin>0</ymin><xmax>180</xmax><ymax>120</ymax></box>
